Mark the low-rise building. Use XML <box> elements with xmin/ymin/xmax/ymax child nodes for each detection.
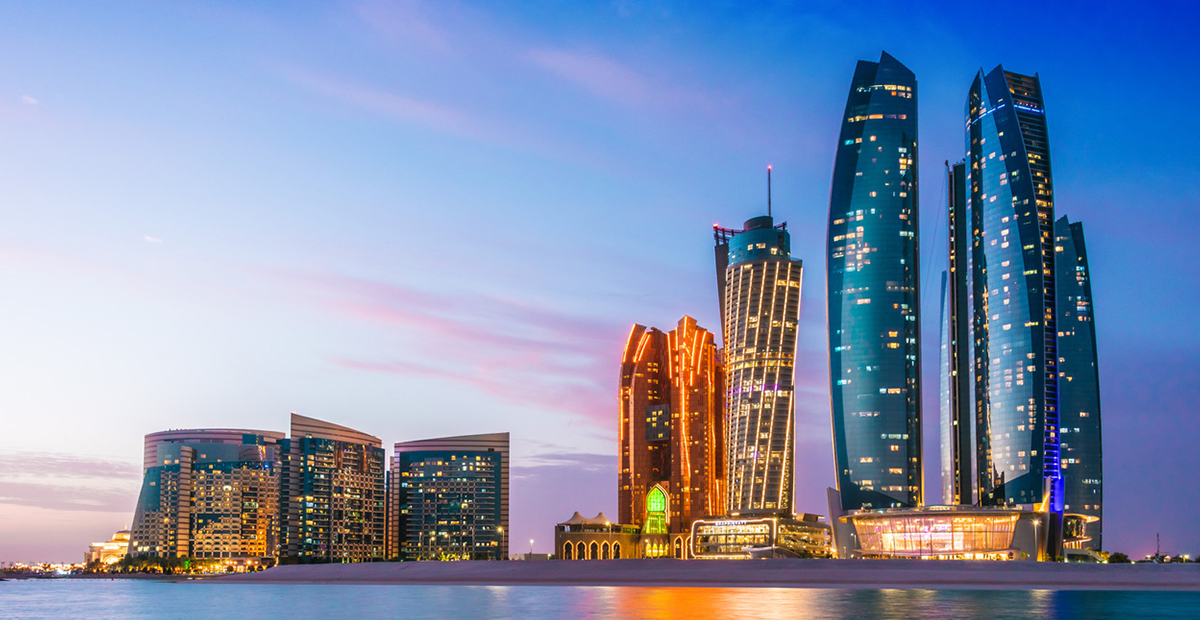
<box><xmin>554</xmin><ymin>512</ymin><xmax>639</xmax><ymax>560</ymax></box>
<box><xmin>85</xmin><ymin>530</ymin><xmax>131</xmax><ymax>566</ymax></box>
<box><xmin>690</xmin><ymin>513</ymin><xmax>832</xmax><ymax>559</ymax></box>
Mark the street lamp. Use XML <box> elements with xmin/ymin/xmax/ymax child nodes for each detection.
<box><xmin>497</xmin><ymin>527</ymin><xmax>506</xmax><ymax>561</ymax></box>
<box><xmin>529</xmin><ymin>539</ymin><xmax>535</xmax><ymax>556</ymax></box>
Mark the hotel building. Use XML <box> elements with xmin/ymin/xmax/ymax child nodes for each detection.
<box><xmin>963</xmin><ymin>66</ymin><xmax>1063</xmax><ymax>522</ymax></box>
<box><xmin>619</xmin><ymin>316</ymin><xmax>725</xmax><ymax>556</ymax></box>
<box><xmin>387</xmin><ymin>432</ymin><xmax>509</xmax><ymax>560</ymax></box>
<box><xmin>826</xmin><ymin>51</ymin><xmax>923</xmax><ymax>512</ymax></box>
<box><xmin>129</xmin><ymin>429</ymin><xmax>283</xmax><ymax>563</ymax></box>
<box><xmin>714</xmin><ymin>213</ymin><xmax>804</xmax><ymax>515</ymax></box>
<box><xmin>832</xmin><ymin>67</ymin><xmax>1105</xmax><ymax>562</ymax></box>
<box><xmin>278</xmin><ymin>413</ymin><xmax>386</xmax><ymax>563</ymax></box>
<box><xmin>1055</xmin><ymin>216</ymin><xmax>1103</xmax><ymax>550</ymax></box>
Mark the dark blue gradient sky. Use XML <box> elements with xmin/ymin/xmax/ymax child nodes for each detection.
<box><xmin>0</xmin><ymin>1</ymin><xmax>1196</xmax><ymax>561</ymax></box>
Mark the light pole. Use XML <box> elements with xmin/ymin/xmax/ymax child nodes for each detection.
<box><xmin>497</xmin><ymin>526</ymin><xmax>506</xmax><ymax>561</ymax></box>
<box><xmin>1033</xmin><ymin>518</ymin><xmax>1041</xmax><ymax>562</ymax></box>
<box><xmin>529</xmin><ymin>539</ymin><xmax>534</xmax><ymax>558</ymax></box>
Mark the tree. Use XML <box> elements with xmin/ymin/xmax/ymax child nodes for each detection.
<box><xmin>1108</xmin><ymin>552</ymin><xmax>1131</xmax><ymax>564</ymax></box>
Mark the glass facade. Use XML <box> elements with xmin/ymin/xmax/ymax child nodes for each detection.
<box><xmin>827</xmin><ymin>51</ymin><xmax>922</xmax><ymax>511</ymax></box>
<box><xmin>715</xmin><ymin>215</ymin><xmax>802</xmax><ymax>514</ymax></box>
<box><xmin>964</xmin><ymin>66</ymin><xmax>1062</xmax><ymax>514</ymax></box>
<box><xmin>852</xmin><ymin>511</ymin><xmax>1018</xmax><ymax>557</ymax></box>
<box><xmin>387</xmin><ymin>432</ymin><xmax>509</xmax><ymax>561</ymax></box>
<box><xmin>129</xmin><ymin>432</ymin><xmax>280</xmax><ymax>561</ymax></box>
<box><xmin>943</xmin><ymin>161</ymin><xmax>975</xmax><ymax>506</ymax></box>
<box><xmin>690</xmin><ymin>515</ymin><xmax>831</xmax><ymax>559</ymax></box>
<box><xmin>939</xmin><ymin>271</ymin><xmax>952</xmax><ymax>504</ymax></box>
<box><xmin>1055</xmin><ymin>216</ymin><xmax>1103</xmax><ymax>550</ymax></box>
<box><xmin>278</xmin><ymin>414</ymin><xmax>386</xmax><ymax>564</ymax></box>
<box><xmin>390</xmin><ymin>450</ymin><xmax>503</xmax><ymax>560</ymax></box>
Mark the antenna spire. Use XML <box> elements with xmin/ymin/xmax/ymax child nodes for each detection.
<box><xmin>767</xmin><ymin>165</ymin><xmax>772</xmax><ymax>218</ymax></box>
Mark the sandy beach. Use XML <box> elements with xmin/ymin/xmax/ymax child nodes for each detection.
<box><xmin>211</xmin><ymin>559</ymin><xmax>1200</xmax><ymax>591</ymax></box>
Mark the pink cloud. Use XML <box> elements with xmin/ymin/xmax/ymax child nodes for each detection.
<box><xmin>277</xmin><ymin>270</ymin><xmax>625</xmax><ymax>429</ymax></box>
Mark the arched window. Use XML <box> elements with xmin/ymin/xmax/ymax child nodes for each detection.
<box><xmin>589</xmin><ymin>542</ymin><xmax>599</xmax><ymax>560</ymax></box>
<box><xmin>602</xmin><ymin>542</ymin><xmax>610</xmax><ymax>559</ymax></box>
<box><xmin>576</xmin><ymin>542</ymin><xmax>585</xmax><ymax>560</ymax></box>
<box><xmin>674</xmin><ymin>537</ymin><xmax>683</xmax><ymax>559</ymax></box>
<box><xmin>562</xmin><ymin>542</ymin><xmax>573</xmax><ymax>560</ymax></box>
<box><xmin>613</xmin><ymin>542</ymin><xmax>622</xmax><ymax>559</ymax></box>
<box><xmin>643</xmin><ymin>485</ymin><xmax>669</xmax><ymax>535</ymax></box>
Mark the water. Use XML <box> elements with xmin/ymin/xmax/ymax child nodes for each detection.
<box><xmin>2</xmin><ymin>580</ymin><xmax>1198</xmax><ymax>619</ymax></box>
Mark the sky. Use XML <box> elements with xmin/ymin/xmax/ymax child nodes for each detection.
<box><xmin>1</xmin><ymin>0</ymin><xmax>1197</xmax><ymax>562</ymax></box>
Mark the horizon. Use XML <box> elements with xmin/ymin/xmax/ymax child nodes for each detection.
<box><xmin>2</xmin><ymin>1</ymin><xmax>1198</xmax><ymax>563</ymax></box>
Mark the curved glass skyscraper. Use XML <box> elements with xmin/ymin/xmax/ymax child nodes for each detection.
<box><xmin>1055</xmin><ymin>216</ymin><xmax>1103</xmax><ymax>549</ymax></box>
<box><xmin>965</xmin><ymin>66</ymin><xmax>1062</xmax><ymax>512</ymax></box>
<box><xmin>715</xmin><ymin>215</ymin><xmax>803</xmax><ymax>514</ymax></box>
<box><xmin>827</xmin><ymin>51</ymin><xmax>922</xmax><ymax>511</ymax></box>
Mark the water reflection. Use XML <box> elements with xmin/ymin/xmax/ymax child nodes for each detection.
<box><xmin>1</xmin><ymin>580</ymin><xmax>1198</xmax><ymax>620</ymax></box>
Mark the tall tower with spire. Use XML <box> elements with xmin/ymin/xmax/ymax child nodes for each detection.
<box><xmin>714</xmin><ymin>170</ymin><xmax>804</xmax><ymax>515</ymax></box>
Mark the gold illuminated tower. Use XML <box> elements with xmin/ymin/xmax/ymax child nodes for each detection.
<box><xmin>619</xmin><ymin>316</ymin><xmax>726</xmax><ymax>537</ymax></box>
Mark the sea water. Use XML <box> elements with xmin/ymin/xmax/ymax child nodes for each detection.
<box><xmin>1</xmin><ymin>579</ymin><xmax>1198</xmax><ymax>619</ymax></box>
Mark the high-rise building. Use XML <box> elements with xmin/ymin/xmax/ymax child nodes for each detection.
<box><xmin>618</xmin><ymin>317</ymin><xmax>726</xmax><ymax>536</ymax></box>
<box><xmin>129</xmin><ymin>429</ymin><xmax>283</xmax><ymax>564</ymax></box>
<box><xmin>1055</xmin><ymin>216</ymin><xmax>1103</xmax><ymax>550</ymax></box>
<box><xmin>278</xmin><ymin>413</ymin><xmax>386</xmax><ymax>564</ymax></box>
<box><xmin>714</xmin><ymin>212</ymin><xmax>803</xmax><ymax>514</ymax></box>
<box><xmin>387</xmin><ymin>433</ymin><xmax>509</xmax><ymax>560</ymax></box>
<box><xmin>826</xmin><ymin>51</ymin><xmax>922</xmax><ymax>511</ymax></box>
<box><xmin>963</xmin><ymin>66</ymin><xmax>1062</xmax><ymax>520</ymax></box>
<box><xmin>941</xmin><ymin>160</ymin><xmax>974</xmax><ymax>505</ymax></box>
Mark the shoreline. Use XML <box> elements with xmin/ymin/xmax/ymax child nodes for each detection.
<box><xmin>208</xmin><ymin>559</ymin><xmax>1200</xmax><ymax>591</ymax></box>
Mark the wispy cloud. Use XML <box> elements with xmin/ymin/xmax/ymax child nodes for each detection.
<box><xmin>0</xmin><ymin>452</ymin><xmax>140</xmax><ymax>513</ymax></box>
<box><xmin>513</xmin><ymin>452</ymin><xmax>614</xmax><ymax>473</ymax></box>
<box><xmin>525</xmin><ymin>48</ymin><xmax>714</xmax><ymax>111</ymax></box>
<box><xmin>282</xmin><ymin>68</ymin><xmax>477</xmax><ymax>135</ymax></box>
<box><xmin>0</xmin><ymin>452</ymin><xmax>140</xmax><ymax>480</ymax></box>
<box><xmin>143</xmin><ymin>235</ymin><xmax>163</xmax><ymax>244</ymax></box>
<box><xmin>0</xmin><ymin>482</ymin><xmax>136</xmax><ymax>513</ymax></box>
<box><xmin>279</xmin><ymin>271</ymin><xmax>624</xmax><ymax>429</ymax></box>
<box><xmin>20</xmin><ymin>95</ymin><xmax>38</xmax><ymax>105</ymax></box>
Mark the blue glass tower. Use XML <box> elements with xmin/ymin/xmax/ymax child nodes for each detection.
<box><xmin>827</xmin><ymin>51</ymin><xmax>922</xmax><ymax>511</ymax></box>
<box><xmin>942</xmin><ymin>161</ymin><xmax>974</xmax><ymax>506</ymax></box>
<box><xmin>1055</xmin><ymin>216</ymin><xmax>1103</xmax><ymax>550</ymax></box>
<box><xmin>965</xmin><ymin>66</ymin><xmax>1062</xmax><ymax>524</ymax></box>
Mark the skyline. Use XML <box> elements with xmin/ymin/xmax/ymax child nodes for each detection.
<box><xmin>2</xmin><ymin>1</ymin><xmax>1198</xmax><ymax>562</ymax></box>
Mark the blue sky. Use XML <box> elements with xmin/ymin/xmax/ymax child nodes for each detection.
<box><xmin>1</xmin><ymin>0</ymin><xmax>1197</xmax><ymax>561</ymax></box>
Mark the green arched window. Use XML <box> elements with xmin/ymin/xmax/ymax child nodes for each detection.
<box><xmin>643</xmin><ymin>485</ymin><xmax>668</xmax><ymax>535</ymax></box>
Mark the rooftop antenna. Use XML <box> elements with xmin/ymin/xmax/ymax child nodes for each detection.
<box><xmin>767</xmin><ymin>165</ymin><xmax>773</xmax><ymax>218</ymax></box>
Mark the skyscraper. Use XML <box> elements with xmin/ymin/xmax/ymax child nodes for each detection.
<box><xmin>618</xmin><ymin>317</ymin><xmax>725</xmax><ymax>535</ymax></box>
<box><xmin>387</xmin><ymin>432</ymin><xmax>509</xmax><ymax>560</ymax></box>
<box><xmin>964</xmin><ymin>66</ymin><xmax>1062</xmax><ymax>523</ymax></box>
<box><xmin>826</xmin><ymin>51</ymin><xmax>922</xmax><ymax>511</ymax></box>
<box><xmin>278</xmin><ymin>413</ymin><xmax>386</xmax><ymax>564</ymax></box>
<box><xmin>715</xmin><ymin>212</ymin><xmax>803</xmax><ymax>514</ymax></box>
<box><xmin>942</xmin><ymin>161</ymin><xmax>974</xmax><ymax>505</ymax></box>
<box><xmin>1055</xmin><ymin>216</ymin><xmax>1103</xmax><ymax>550</ymax></box>
<box><xmin>129</xmin><ymin>429</ymin><xmax>283</xmax><ymax>564</ymax></box>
